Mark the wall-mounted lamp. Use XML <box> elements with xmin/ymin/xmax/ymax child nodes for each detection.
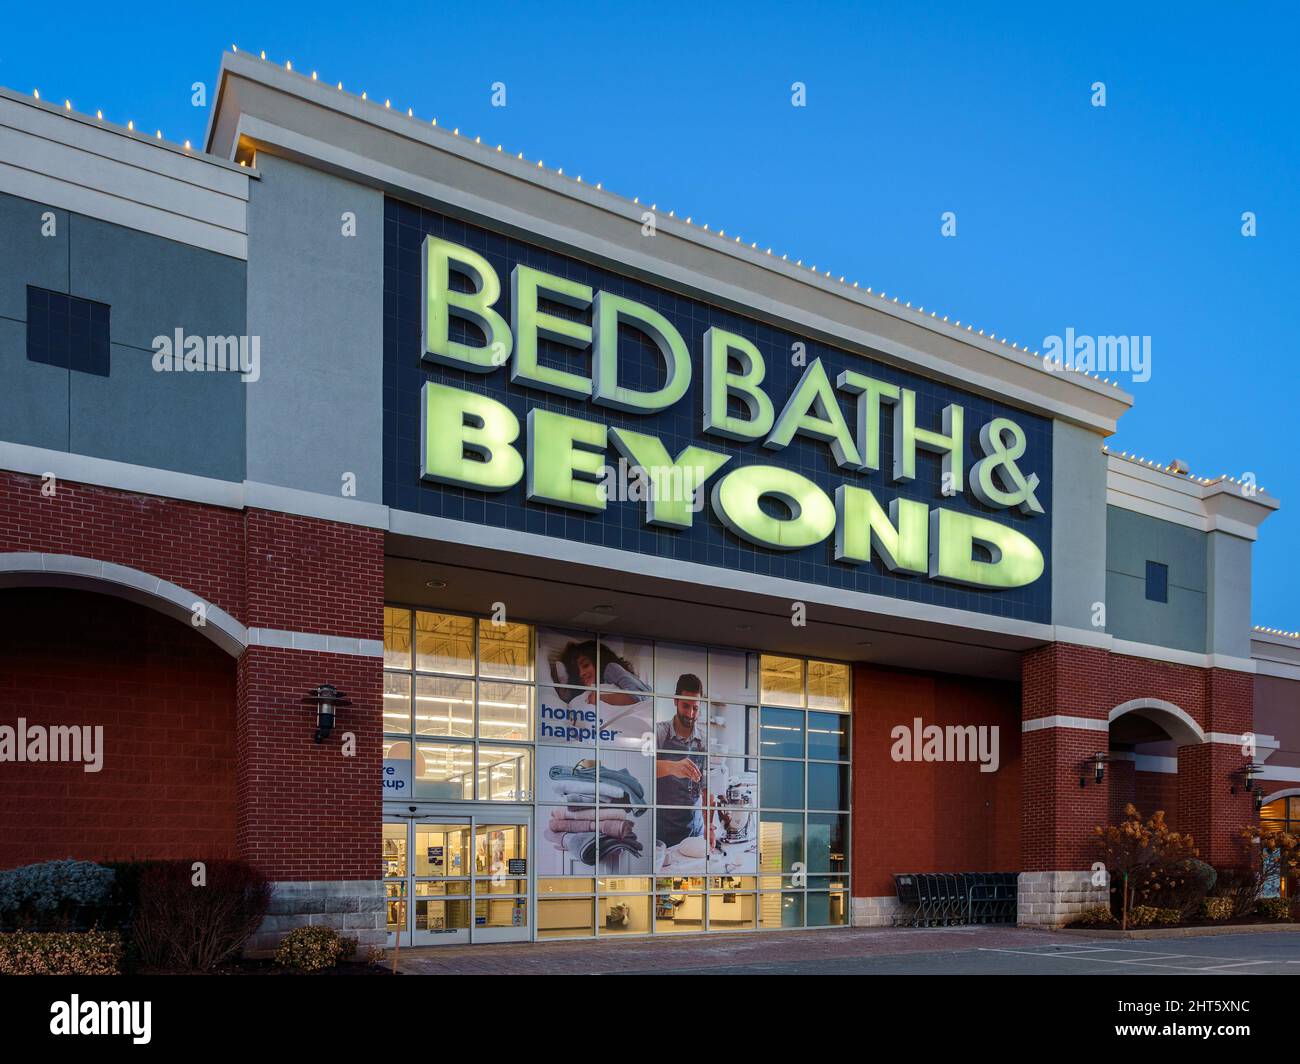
<box><xmin>1081</xmin><ymin>752</ymin><xmax>1108</xmax><ymax>788</ymax></box>
<box><xmin>1255</xmin><ymin>791</ymin><xmax>1265</xmax><ymax>813</ymax></box>
<box><xmin>1232</xmin><ymin>762</ymin><xmax>1264</xmax><ymax>796</ymax></box>
<box><xmin>302</xmin><ymin>684</ymin><xmax>352</xmax><ymax>743</ymax></box>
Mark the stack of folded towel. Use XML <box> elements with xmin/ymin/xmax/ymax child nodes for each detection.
<box><xmin>544</xmin><ymin>760</ymin><xmax>648</xmax><ymax>868</ymax></box>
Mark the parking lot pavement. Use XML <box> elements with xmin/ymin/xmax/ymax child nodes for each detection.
<box><xmin>626</xmin><ymin>934</ymin><xmax>1300</xmax><ymax>976</ymax></box>
<box><xmin>392</xmin><ymin>927</ymin><xmax>1300</xmax><ymax>976</ymax></box>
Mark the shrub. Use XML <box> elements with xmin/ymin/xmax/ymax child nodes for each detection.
<box><xmin>1202</xmin><ymin>897</ymin><xmax>1234</xmax><ymax>921</ymax></box>
<box><xmin>1257</xmin><ymin>897</ymin><xmax>1293</xmax><ymax>921</ymax></box>
<box><xmin>131</xmin><ymin>860</ymin><xmax>270</xmax><ymax>972</ymax></box>
<box><xmin>1137</xmin><ymin>858</ymin><xmax>1215</xmax><ymax>919</ymax></box>
<box><xmin>0</xmin><ymin>860</ymin><xmax>116</xmax><ymax>930</ymax></box>
<box><xmin>1127</xmin><ymin>905</ymin><xmax>1159</xmax><ymax>928</ymax></box>
<box><xmin>0</xmin><ymin>930</ymin><xmax>123</xmax><ymax>975</ymax></box>
<box><xmin>274</xmin><ymin>926</ymin><xmax>358</xmax><ymax>972</ymax></box>
<box><xmin>1154</xmin><ymin>908</ymin><xmax>1182</xmax><ymax>926</ymax></box>
<box><xmin>1094</xmin><ymin>805</ymin><xmax>1198</xmax><ymax>929</ymax></box>
<box><xmin>1073</xmin><ymin>905</ymin><xmax>1117</xmax><ymax>927</ymax></box>
<box><xmin>1210</xmin><ymin>868</ymin><xmax>1259</xmax><ymax>918</ymax></box>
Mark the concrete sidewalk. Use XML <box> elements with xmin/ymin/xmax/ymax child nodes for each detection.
<box><xmin>391</xmin><ymin>925</ymin><xmax>1088</xmax><ymax>975</ymax></box>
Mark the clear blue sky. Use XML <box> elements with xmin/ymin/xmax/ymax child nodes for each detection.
<box><xmin>6</xmin><ymin>1</ymin><xmax>1296</xmax><ymax>627</ymax></box>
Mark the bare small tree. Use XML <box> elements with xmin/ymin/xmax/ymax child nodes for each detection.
<box><xmin>1094</xmin><ymin>805</ymin><xmax>1198</xmax><ymax>930</ymax></box>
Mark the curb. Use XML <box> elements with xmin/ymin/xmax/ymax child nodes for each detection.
<box><xmin>1058</xmin><ymin>923</ymin><xmax>1300</xmax><ymax>940</ymax></box>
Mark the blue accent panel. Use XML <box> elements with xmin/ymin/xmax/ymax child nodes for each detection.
<box><xmin>382</xmin><ymin>199</ymin><xmax>1053</xmax><ymax>623</ymax></box>
<box><xmin>1145</xmin><ymin>560</ymin><xmax>1169</xmax><ymax>603</ymax></box>
<box><xmin>25</xmin><ymin>285</ymin><xmax>110</xmax><ymax>377</ymax></box>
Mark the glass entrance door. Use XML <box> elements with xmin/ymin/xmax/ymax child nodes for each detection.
<box><xmin>473</xmin><ymin>822</ymin><xmax>529</xmax><ymax>942</ymax></box>
<box><xmin>384</xmin><ymin>814</ymin><xmax>530</xmax><ymax>946</ymax></box>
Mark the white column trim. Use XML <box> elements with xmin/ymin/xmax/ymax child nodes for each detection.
<box><xmin>1021</xmin><ymin>715</ymin><xmax>1109</xmax><ymax>733</ymax></box>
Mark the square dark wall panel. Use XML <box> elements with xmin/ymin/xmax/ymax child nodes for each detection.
<box><xmin>26</xmin><ymin>285</ymin><xmax>110</xmax><ymax>376</ymax></box>
<box><xmin>1145</xmin><ymin>560</ymin><xmax>1169</xmax><ymax>603</ymax></box>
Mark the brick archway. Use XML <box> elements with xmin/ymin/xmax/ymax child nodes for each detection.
<box><xmin>0</xmin><ymin>551</ymin><xmax>247</xmax><ymax>657</ymax></box>
<box><xmin>1108</xmin><ymin>697</ymin><xmax>1205</xmax><ymax>747</ymax></box>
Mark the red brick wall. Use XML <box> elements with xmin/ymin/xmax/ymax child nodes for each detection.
<box><xmin>0</xmin><ymin>588</ymin><xmax>238</xmax><ymax>868</ymax></box>
<box><xmin>1</xmin><ymin>476</ymin><xmax>386</xmax><ymax>884</ymax></box>
<box><xmin>244</xmin><ymin>509</ymin><xmax>383</xmax><ymax>639</ymax></box>
<box><xmin>0</xmin><ymin>470</ymin><xmax>246</xmax><ymax>622</ymax></box>
<box><xmin>852</xmin><ymin>664</ymin><xmax>1021</xmax><ymax>897</ymax></box>
<box><xmin>236</xmin><ymin>646</ymin><xmax>381</xmax><ymax>880</ymax></box>
<box><xmin>1135</xmin><ymin>769</ymin><xmax>1179</xmax><ymax>826</ymax></box>
<box><xmin>1020</xmin><ymin>642</ymin><xmax>1254</xmax><ymax>873</ymax></box>
<box><xmin>237</xmin><ymin>509</ymin><xmax>384</xmax><ymax>881</ymax></box>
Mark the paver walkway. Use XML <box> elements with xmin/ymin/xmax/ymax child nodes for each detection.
<box><xmin>392</xmin><ymin>924</ymin><xmax>1091</xmax><ymax>974</ymax></box>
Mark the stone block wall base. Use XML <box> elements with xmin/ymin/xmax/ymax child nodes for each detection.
<box><xmin>244</xmin><ymin>879</ymin><xmax>387</xmax><ymax>957</ymax></box>
<box><xmin>852</xmin><ymin>895</ymin><xmax>907</xmax><ymax>927</ymax></box>
<box><xmin>1018</xmin><ymin>870</ymin><xmax>1107</xmax><ymax>928</ymax></box>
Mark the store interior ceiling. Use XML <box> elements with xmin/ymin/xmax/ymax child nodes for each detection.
<box><xmin>385</xmin><ymin>534</ymin><xmax>1032</xmax><ymax>683</ymax></box>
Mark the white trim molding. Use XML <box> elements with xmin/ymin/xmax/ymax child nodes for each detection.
<box><xmin>1104</xmin><ymin>452</ymin><xmax>1279</xmax><ymax>537</ymax></box>
<box><xmin>1108</xmin><ymin>698</ymin><xmax>1205</xmax><ymax>747</ymax></box>
<box><xmin>0</xmin><ymin>551</ymin><xmax>247</xmax><ymax>656</ymax></box>
<box><xmin>207</xmin><ymin>50</ymin><xmax>1131</xmax><ymax>432</ymax></box>
<box><xmin>0</xmin><ymin>552</ymin><xmax>383</xmax><ymax>660</ymax></box>
<box><xmin>0</xmin><ymin>87</ymin><xmax>250</xmax><ymax>259</ymax></box>
<box><xmin>1022</xmin><ymin>715</ymin><xmax>1109</xmax><ymax>734</ymax></box>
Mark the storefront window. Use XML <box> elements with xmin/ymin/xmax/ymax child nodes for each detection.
<box><xmin>384</xmin><ymin>607</ymin><xmax>412</xmax><ymax>670</ymax></box>
<box><xmin>415</xmin><ymin>611</ymin><xmax>474</xmax><ymax>675</ymax></box>
<box><xmin>384</xmin><ymin>606</ymin><xmax>852</xmax><ymax>936</ymax></box>
<box><xmin>385</xmin><ymin>609</ymin><xmax>535</xmax><ymax>802</ymax></box>
<box><xmin>807</xmin><ymin>711</ymin><xmax>849</xmax><ymax>760</ymax></box>
<box><xmin>1260</xmin><ymin>796</ymin><xmax>1300</xmax><ymax>899</ymax></box>
<box><xmin>760</xmin><ymin>655</ymin><xmax>804</xmax><ymax>707</ymax></box>
<box><xmin>807</xmin><ymin>660</ymin><xmax>850</xmax><ymax>712</ymax></box>
<box><xmin>479</xmin><ymin>620</ymin><xmax>533</xmax><ymax>681</ymax></box>
<box><xmin>415</xmin><ymin>675</ymin><xmax>474</xmax><ymax>737</ymax></box>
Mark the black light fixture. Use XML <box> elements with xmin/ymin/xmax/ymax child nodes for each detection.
<box><xmin>1081</xmin><ymin>752</ymin><xmax>1108</xmax><ymax>787</ymax></box>
<box><xmin>1233</xmin><ymin>761</ymin><xmax>1264</xmax><ymax>795</ymax></box>
<box><xmin>302</xmin><ymin>684</ymin><xmax>352</xmax><ymax>743</ymax></box>
<box><xmin>1255</xmin><ymin>790</ymin><xmax>1265</xmax><ymax>812</ymax></box>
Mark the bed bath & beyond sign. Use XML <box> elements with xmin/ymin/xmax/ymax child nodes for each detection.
<box><xmin>417</xmin><ymin>236</ymin><xmax>1046</xmax><ymax>592</ymax></box>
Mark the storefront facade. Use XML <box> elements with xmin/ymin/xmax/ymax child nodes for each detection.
<box><xmin>1</xmin><ymin>52</ymin><xmax>1296</xmax><ymax>952</ymax></box>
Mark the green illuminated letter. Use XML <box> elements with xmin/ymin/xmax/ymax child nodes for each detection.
<box><xmin>703</xmin><ymin>326</ymin><xmax>774</xmax><ymax>441</ymax></box>
<box><xmin>766</xmin><ymin>358</ymin><xmax>862</xmax><ymax>469</ymax></box>
<box><xmin>892</xmin><ymin>389</ymin><xmax>963</xmax><ymax>490</ymax></box>
<box><xmin>526</xmin><ymin>408</ymin><xmax>608</xmax><ymax>513</ymax></box>
<box><xmin>422</xmin><ymin>236</ymin><xmax>513</xmax><ymax>371</ymax></box>
<box><xmin>420</xmin><ymin>382</ymin><xmax>523</xmax><ymax>491</ymax></box>
<box><xmin>837</xmin><ymin>370</ymin><xmax>900</xmax><ymax>472</ymax></box>
<box><xmin>928</xmin><ymin>508</ymin><xmax>1044</xmax><ymax>588</ymax></box>
<box><xmin>510</xmin><ymin>264</ymin><xmax>593</xmax><ymax>398</ymax></box>
<box><xmin>592</xmin><ymin>292</ymin><xmax>691</xmax><ymax>412</ymax></box>
<box><xmin>710</xmin><ymin>466</ymin><xmax>835</xmax><ymax>550</ymax></box>
<box><xmin>834</xmin><ymin>486</ymin><xmax>928</xmax><ymax>574</ymax></box>
<box><xmin>608</xmin><ymin>427</ymin><xmax>731</xmax><ymax>528</ymax></box>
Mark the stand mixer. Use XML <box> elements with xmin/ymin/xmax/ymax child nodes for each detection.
<box><xmin>714</xmin><ymin>780</ymin><xmax>756</xmax><ymax>844</ymax></box>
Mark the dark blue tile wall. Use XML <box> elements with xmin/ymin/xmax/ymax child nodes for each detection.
<box><xmin>383</xmin><ymin>199</ymin><xmax>1053</xmax><ymax>623</ymax></box>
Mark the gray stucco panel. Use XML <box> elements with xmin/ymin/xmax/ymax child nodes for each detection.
<box><xmin>244</xmin><ymin>153</ymin><xmax>384</xmax><ymax>503</ymax></box>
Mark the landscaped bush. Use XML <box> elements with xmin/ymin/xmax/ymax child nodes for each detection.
<box><xmin>1138</xmin><ymin>858</ymin><xmax>1216</xmax><ymax>919</ymax></box>
<box><xmin>130</xmin><ymin>859</ymin><xmax>270</xmax><ymax>972</ymax></box>
<box><xmin>1154</xmin><ymin>908</ymin><xmax>1182</xmax><ymax>926</ymax></box>
<box><xmin>0</xmin><ymin>930</ymin><xmax>123</xmax><ymax>974</ymax></box>
<box><xmin>0</xmin><ymin>859</ymin><xmax>116</xmax><ymax>930</ymax></box>
<box><xmin>1210</xmin><ymin>868</ymin><xmax>1259</xmax><ymax>919</ymax></box>
<box><xmin>1094</xmin><ymin>805</ymin><xmax>1198</xmax><ymax>929</ymax></box>
<box><xmin>1201</xmin><ymin>897</ymin><xmax>1234</xmax><ymax>920</ymax></box>
<box><xmin>1126</xmin><ymin>905</ymin><xmax>1159</xmax><ymax>928</ymax></box>
<box><xmin>274</xmin><ymin>926</ymin><xmax>358</xmax><ymax>972</ymax></box>
<box><xmin>1073</xmin><ymin>905</ymin><xmax>1117</xmax><ymax>927</ymax></box>
<box><xmin>1257</xmin><ymin>897</ymin><xmax>1293</xmax><ymax>921</ymax></box>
